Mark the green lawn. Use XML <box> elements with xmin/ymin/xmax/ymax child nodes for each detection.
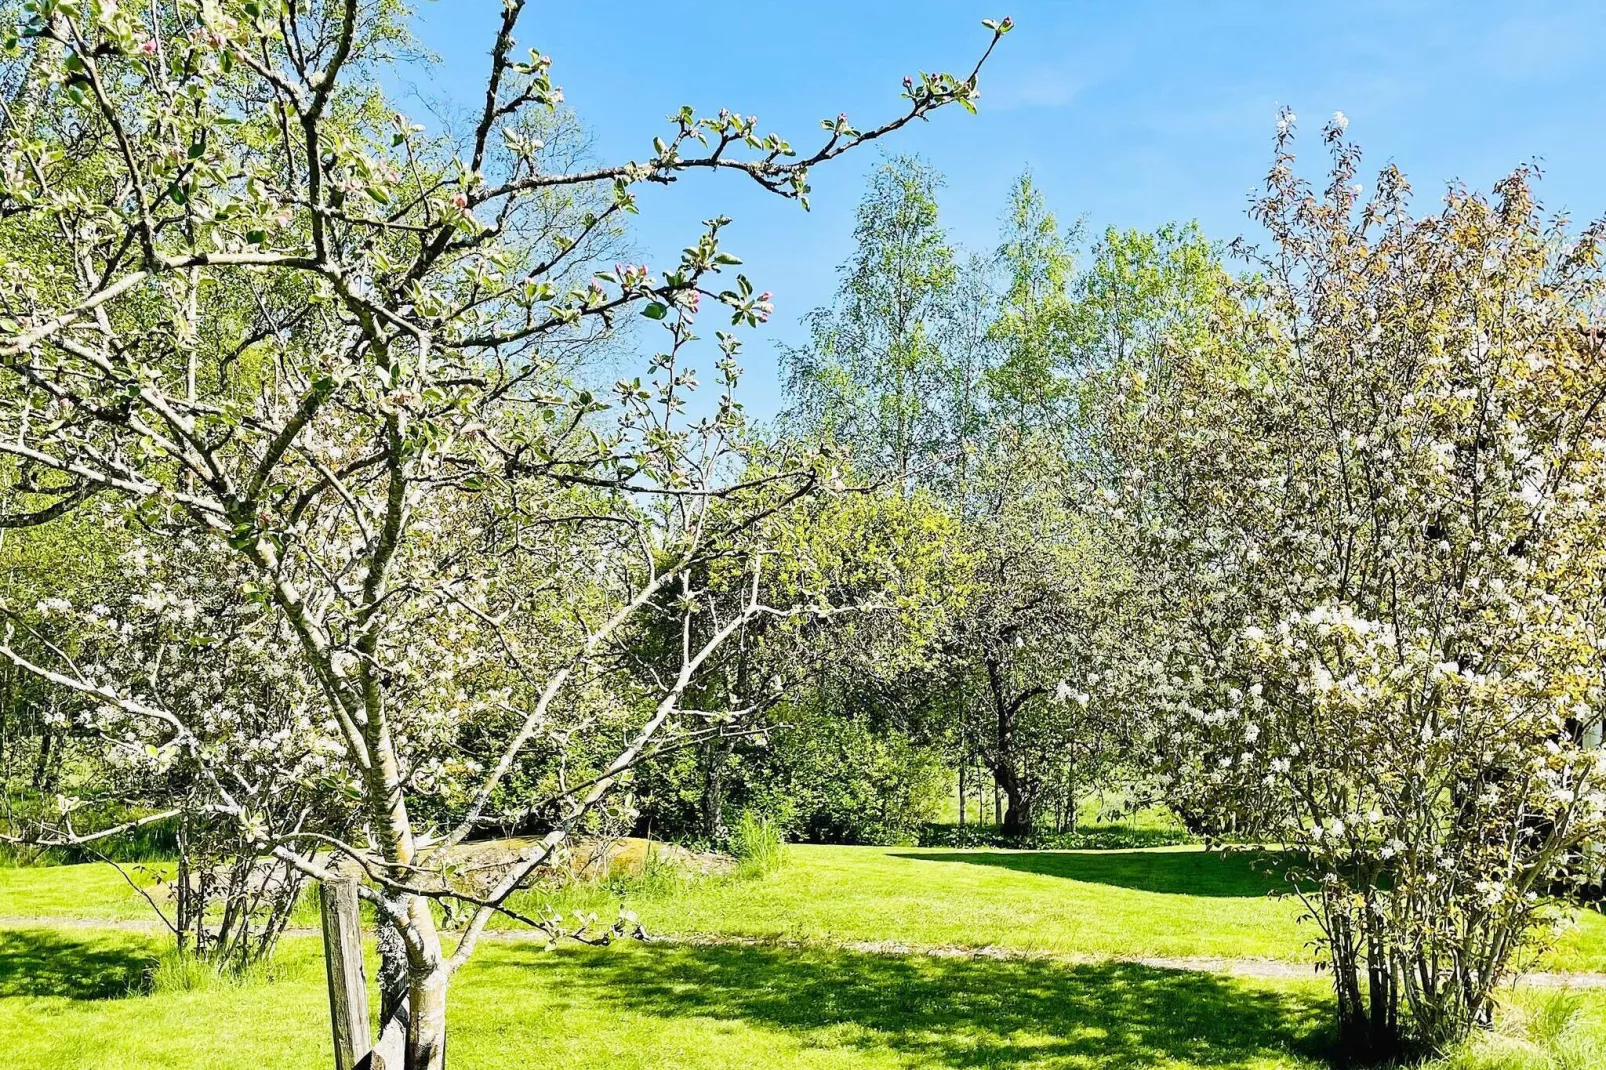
<box><xmin>0</xmin><ymin>925</ymin><xmax>1338</xmax><ymax>1069</ymax></box>
<box><xmin>3</xmin><ymin>924</ymin><xmax>1604</xmax><ymax>1070</ymax></box>
<box><xmin>534</xmin><ymin>844</ymin><xmax>1606</xmax><ymax>973</ymax></box>
<box><xmin>0</xmin><ymin>860</ymin><xmax>173</xmax><ymax>922</ymax></box>
<box><xmin>6</xmin><ymin>845</ymin><xmax>1606</xmax><ymax>1068</ymax></box>
<box><xmin>9</xmin><ymin>844</ymin><xmax>1606</xmax><ymax>970</ymax></box>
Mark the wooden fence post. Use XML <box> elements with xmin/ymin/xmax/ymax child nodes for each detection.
<box><xmin>320</xmin><ymin>877</ymin><xmax>371</xmax><ymax>1070</ymax></box>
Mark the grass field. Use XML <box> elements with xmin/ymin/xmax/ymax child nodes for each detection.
<box><xmin>4</xmin><ymin>844</ymin><xmax>1606</xmax><ymax>1068</ymax></box>
<box><xmin>519</xmin><ymin>844</ymin><xmax>1606</xmax><ymax>972</ymax></box>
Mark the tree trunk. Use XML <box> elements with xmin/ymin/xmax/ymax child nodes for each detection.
<box><xmin>957</xmin><ymin>752</ymin><xmax>966</xmax><ymax>828</ymax></box>
<box><xmin>701</xmin><ymin>737</ymin><xmax>728</xmax><ymax>844</ymax></box>
<box><xmin>31</xmin><ymin>725</ymin><xmax>55</xmax><ymax>790</ymax></box>
<box><xmin>984</xmin><ymin>652</ymin><xmax>1031</xmax><ymax>837</ymax></box>
<box><xmin>406</xmin><ymin>965</ymin><xmax>448</xmax><ymax>1070</ymax></box>
<box><xmin>998</xmin><ymin>774</ymin><xmax>1031</xmax><ymax>838</ymax></box>
<box><xmin>377</xmin><ymin>914</ymin><xmax>409</xmax><ymax>1031</ymax></box>
<box><xmin>1064</xmin><ymin>760</ymin><xmax>1078</xmax><ymax>834</ymax></box>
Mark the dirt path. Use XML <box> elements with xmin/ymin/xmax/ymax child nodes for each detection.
<box><xmin>6</xmin><ymin>915</ymin><xmax>1605</xmax><ymax>989</ymax></box>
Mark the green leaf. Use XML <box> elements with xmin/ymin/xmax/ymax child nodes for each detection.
<box><xmin>641</xmin><ymin>302</ymin><xmax>669</xmax><ymax>320</ymax></box>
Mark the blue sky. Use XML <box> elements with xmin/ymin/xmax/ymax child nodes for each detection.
<box><xmin>404</xmin><ymin>1</ymin><xmax>1606</xmax><ymax>416</ymax></box>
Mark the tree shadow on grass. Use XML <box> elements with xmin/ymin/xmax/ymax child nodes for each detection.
<box><xmin>887</xmin><ymin>849</ymin><xmax>1303</xmax><ymax>898</ymax></box>
<box><xmin>0</xmin><ymin>927</ymin><xmax>155</xmax><ymax>1000</ymax></box>
<box><xmin>488</xmin><ymin>941</ymin><xmax>1335</xmax><ymax>1069</ymax></box>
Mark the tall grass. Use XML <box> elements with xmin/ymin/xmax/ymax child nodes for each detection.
<box><xmin>632</xmin><ymin>843</ymin><xmax>692</xmax><ymax>898</ymax></box>
<box><xmin>1441</xmin><ymin>992</ymin><xmax>1606</xmax><ymax>1070</ymax></box>
<box><xmin>730</xmin><ymin>811</ymin><xmax>787</xmax><ymax>880</ymax></box>
<box><xmin>143</xmin><ymin>948</ymin><xmax>275</xmax><ymax>995</ymax></box>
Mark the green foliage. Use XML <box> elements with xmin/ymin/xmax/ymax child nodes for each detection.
<box><xmin>919</xmin><ymin>821</ymin><xmax>1196</xmax><ymax>851</ymax></box>
<box><xmin>751</xmin><ymin>704</ymin><xmax>949</xmax><ymax>846</ymax></box>
<box><xmin>639</xmin><ymin>702</ymin><xmax>949</xmax><ymax>847</ymax></box>
<box><xmin>781</xmin><ymin>156</ymin><xmax>967</xmax><ymax>489</ymax></box>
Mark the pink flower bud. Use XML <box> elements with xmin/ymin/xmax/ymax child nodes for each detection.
<box><xmin>138</xmin><ymin>38</ymin><xmax>158</xmax><ymax>55</ymax></box>
<box><xmin>1001</xmin><ymin>15</ymin><xmax>1013</xmax><ymax>29</ymax></box>
<box><xmin>452</xmin><ymin>192</ymin><xmax>469</xmax><ymax>210</ymax></box>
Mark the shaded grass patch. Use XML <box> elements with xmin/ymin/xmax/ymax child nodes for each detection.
<box><xmin>890</xmin><ymin>847</ymin><xmax>1301</xmax><ymax>898</ymax></box>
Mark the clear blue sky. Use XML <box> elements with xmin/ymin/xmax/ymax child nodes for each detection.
<box><xmin>403</xmin><ymin>1</ymin><xmax>1606</xmax><ymax>417</ymax></box>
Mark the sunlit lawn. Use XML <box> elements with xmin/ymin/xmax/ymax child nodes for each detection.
<box><xmin>8</xmin><ymin>844</ymin><xmax>1606</xmax><ymax>970</ymax></box>
<box><xmin>0</xmin><ymin>926</ymin><xmax>1339</xmax><ymax>1070</ymax></box>
<box><xmin>532</xmin><ymin>844</ymin><xmax>1606</xmax><ymax>973</ymax></box>
<box><xmin>5</xmin><ymin>845</ymin><xmax>1606</xmax><ymax>1068</ymax></box>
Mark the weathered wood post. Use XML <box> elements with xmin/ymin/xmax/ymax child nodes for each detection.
<box><xmin>320</xmin><ymin>877</ymin><xmax>371</xmax><ymax>1070</ymax></box>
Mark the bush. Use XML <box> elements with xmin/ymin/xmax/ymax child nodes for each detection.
<box><xmin>747</xmin><ymin>708</ymin><xmax>948</xmax><ymax>846</ymax></box>
<box><xmin>637</xmin><ymin>703</ymin><xmax>949</xmax><ymax>847</ymax></box>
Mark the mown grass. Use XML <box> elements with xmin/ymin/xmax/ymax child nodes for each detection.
<box><xmin>526</xmin><ymin>845</ymin><xmax>1606</xmax><ymax>972</ymax></box>
<box><xmin>3</xmin><ymin>926</ymin><xmax>1604</xmax><ymax>1070</ymax></box>
<box><xmin>0</xmin><ymin>925</ymin><xmax>1338</xmax><ymax>1069</ymax></box>
<box><xmin>5</xmin><ymin>845</ymin><xmax>1606</xmax><ymax>1068</ymax></box>
<box><xmin>0</xmin><ymin>859</ymin><xmax>174</xmax><ymax>921</ymax></box>
<box><xmin>11</xmin><ymin>845</ymin><xmax>1606</xmax><ymax>971</ymax></box>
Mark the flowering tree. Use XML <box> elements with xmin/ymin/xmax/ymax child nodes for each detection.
<box><xmin>1101</xmin><ymin>113</ymin><xmax>1606</xmax><ymax>1057</ymax></box>
<box><xmin>0</xmin><ymin>2</ymin><xmax>1010</xmax><ymax>1064</ymax></box>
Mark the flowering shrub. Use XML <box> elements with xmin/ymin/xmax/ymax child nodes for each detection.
<box><xmin>1101</xmin><ymin>113</ymin><xmax>1606</xmax><ymax>1057</ymax></box>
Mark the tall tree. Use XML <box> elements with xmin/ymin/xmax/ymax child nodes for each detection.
<box><xmin>782</xmin><ymin>156</ymin><xmax>969</xmax><ymax>492</ymax></box>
